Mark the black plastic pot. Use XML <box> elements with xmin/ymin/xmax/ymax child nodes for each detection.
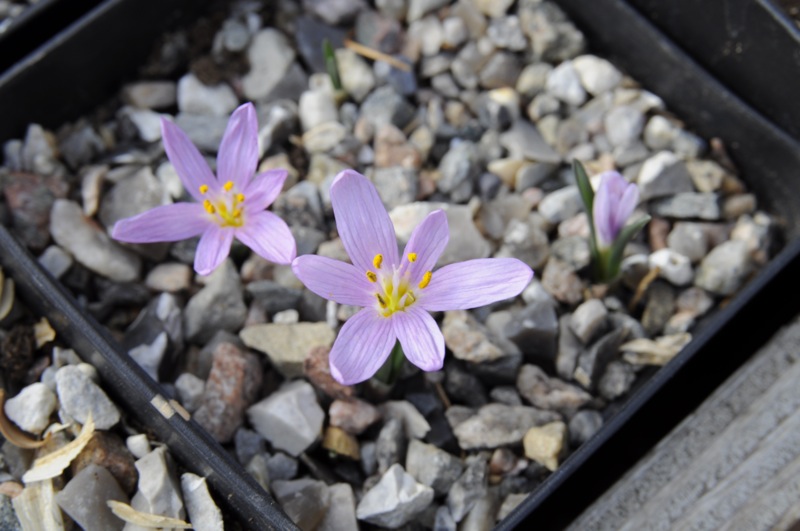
<box><xmin>1</xmin><ymin>0</ymin><xmax>800</xmax><ymax>529</ymax></box>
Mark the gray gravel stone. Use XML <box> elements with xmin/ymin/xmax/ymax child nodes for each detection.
<box><xmin>176</xmin><ymin>73</ymin><xmax>238</xmax><ymax>117</ymax></box>
<box><xmin>652</xmin><ymin>192</ymin><xmax>721</xmax><ymax>220</ymax></box>
<box><xmin>447</xmin><ymin>453</ymin><xmax>488</xmax><ymax>522</ymax></box>
<box><xmin>184</xmin><ymin>259</ymin><xmax>247</xmax><ymax>344</ymax></box>
<box><xmin>649</xmin><ymin>248</ymin><xmax>694</xmax><ymax>286</ymax></box>
<box><xmin>356</xmin><ymin>464</ymin><xmax>434</xmax><ymax>528</ymax></box>
<box><xmin>55</xmin><ymin>464</ymin><xmax>128</xmax><ymax>531</ymax></box>
<box><xmin>546</xmin><ymin>60</ymin><xmax>586</xmax><ymax>106</ymax></box>
<box><xmin>569</xmin><ymin>299</ymin><xmax>608</xmax><ymax>344</ymax></box>
<box><xmin>517</xmin><ymin>364</ymin><xmax>592</xmax><ymax>415</ymax></box>
<box><xmin>247</xmin><ymin>380</ymin><xmax>324</xmax><ymax>456</ymax></box>
<box><xmin>406</xmin><ymin>439</ymin><xmax>464</xmax><ymax>496</ymax></box>
<box><xmin>453</xmin><ymin>404</ymin><xmax>560</xmax><ymax>450</ymax></box>
<box><xmin>55</xmin><ymin>364</ymin><xmax>120</xmax><ymax>429</ymax></box>
<box><xmin>181</xmin><ymin>473</ymin><xmax>224</xmax><ymax>531</ymax></box>
<box><xmin>569</xmin><ymin>409</ymin><xmax>603</xmax><ymax>446</ymax></box>
<box><xmin>637</xmin><ymin>152</ymin><xmax>695</xmax><ymax>201</ymax></box>
<box><xmin>695</xmin><ymin>240</ymin><xmax>753</xmax><ymax>296</ymax></box>
<box><xmin>50</xmin><ymin>199</ymin><xmax>141</xmax><ymax>282</ymax></box>
<box><xmin>4</xmin><ymin>382</ymin><xmax>57</xmax><ymax>434</ymax></box>
<box><xmin>129</xmin><ymin>447</ymin><xmax>185</xmax><ymax>522</ymax></box>
<box><xmin>240</xmin><ymin>322</ymin><xmax>334</xmax><ymax>379</ymax></box>
<box><xmin>273</xmin><ymin>478</ymin><xmax>331</xmax><ymax>530</ymax></box>
<box><xmin>243</xmin><ymin>29</ymin><xmax>297</xmax><ymax>102</ymax></box>
<box><xmin>500</xmin><ymin>119</ymin><xmax>561</xmax><ymax>163</ymax></box>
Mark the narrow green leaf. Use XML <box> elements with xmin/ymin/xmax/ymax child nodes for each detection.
<box><xmin>607</xmin><ymin>214</ymin><xmax>651</xmax><ymax>280</ymax></box>
<box><xmin>572</xmin><ymin>159</ymin><xmax>594</xmax><ymax>216</ymax></box>
<box><xmin>323</xmin><ymin>39</ymin><xmax>342</xmax><ymax>91</ymax></box>
<box><xmin>573</xmin><ymin>159</ymin><xmax>601</xmax><ymax>270</ymax></box>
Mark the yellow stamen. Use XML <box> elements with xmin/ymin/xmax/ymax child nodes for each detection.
<box><xmin>235</xmin><ymin>193</ymin><xmax>245</xmax><ymax>203</ymax></box>
<box><xmin>408</xmin><ymin>252</ymin><xmax>417</xmax><ymax>262</ymax></box>
<box><xmin>376</xmin><ymin>293</ymin><xmax>387</xmax><ymax>308</ymax></box>
<box><xmin>199</xmin><ymin>184</ymin><xmax>209</xmax><ymax>195</ymax></box>
<box><xmin>366</xmin><ymin>271</ymin><xmax>377</xmax><ymax>282</ymax></box>
<box><xmin>232</xmin><ymin>209</ymin><xmax>242</xmax><ymax>218</ymax></box>
<box><xmin>373</xmin><ymin>254</ymin><xmax>383</xmax><ymax>269</ymax></box>
<box><xmin>223</xmin><ymin>181</ymin><xmax>234</xmax><ymax>191</ymax></box>
<box><xmin>406</xmin><ymin>292</ymin><xmax>416</xmax><ymax>304</ymax></box>
<box><xmin>418</xmin><ymin>271</ymin><xmax>432</xmax><ymax>289</ymax></box>
<box><xmin>203</xmin><ymin>200</ymin><xmax>215</xmax><ymax>214</ymax></box>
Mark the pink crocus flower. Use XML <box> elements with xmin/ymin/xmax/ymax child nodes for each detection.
<box><xmin>593</xmin><ymin>171</ymin><xmax>639</xmax><ymax>249</ymax></box>
<box><xmin>112</xmin><ymin>102</ymin><xmax>296</xmax><ymax>275</ymax></box>
<box><xmin>292</xmin><ymin>170</ymin><xmax>533</xmax><ymax>385</ymax></box>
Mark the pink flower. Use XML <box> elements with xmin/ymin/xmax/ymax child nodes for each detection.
<box><xmin>593</xmin><ymin>171</ymin><xmax>639</xmax><ymax>248</ymax></box>
<box><xmin>112</xmin><ymin>103</ymin><xmax>296</xmax><ymax>275</ymax></box>
<box><xmin>292</xmin><ymin>170</ymin><xmax>533</xmax><ymax>385</ymax></box>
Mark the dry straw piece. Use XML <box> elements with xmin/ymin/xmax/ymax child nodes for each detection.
<box><xmin>0</xmin><ymin>267</ymin><xmax>14</xmax><ymax>320</ymax></box>
<box><xmin>22</xmin><ymin>414</ymin><xmax>95</xmax><ymax>483</ymax></box>
<box><xmin>107</xmin><ymin>500</ymin><xmax>193</xmax><ymax>529</ymax></box>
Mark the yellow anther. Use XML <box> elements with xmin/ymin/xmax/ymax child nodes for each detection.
<box><xmin>223</xmin><ymin>181</ymin><xmax>234</xmax><ymax>191</ymax></box>
<box><xmin>232</xmin><ymin>209</ymin><xmax>242</xmax><ymax>218</ymax></box>
<box><xmin>376</xmin><ymin>293</ymin><xmax>387</xmax><ymax>308</ymax></box>
<box><xmin>199</xmin><ymin>184</ymin><xmax>209</xmax><ymax>195</ymax></box>
<box><xmin>418</xmin><ymin>271</ymin><xmax>432</xmax><ymax>289</ymax></box>
<box><xmin>373</xmin><ymin>254</ymin><xmax>383</xmax><ymax>269</ymax></box>
<box><xmin>366</xmin><ymin>271</ymin><xmax>378</xmax><ymax>283</ymax></box>
<box><xmin>235</xmin><ymin>193</ymin><xmax>245</xmax><ymax>203</ymax></box>
<box><xmin>408</xmin><ymin>252</ymin><xmax>417</xmax><ymax>262</ymax></box>
<box><xmin>203</xmin><ymin>200</ymin><xmax>216</xmax><ymax>214</ymax></box>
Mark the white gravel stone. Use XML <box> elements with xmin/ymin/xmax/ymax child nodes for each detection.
<box><xmin>129</xmin><ymin>447</ymin><xmax>185</xmax><ymax>524</ymax></box>
<box><xmin>174</xmin><ymin>373</ymin><xmax>205</xmax><ymax>413</ymax></box>
<box><xmin>546</xmin><ymin>61</ymin><xmax>586</xmax><ymax>106</ymax></box>
<box><xmin>242</xmin><ymin>29</ymin><xmax>296</xmax><ymax>101</ymax></box>
<box><xmin>356</xmin><ymin>464</ymin><xmax>434</xmax><ymax>528</ymax></box>
<box><xmin>298</xmin><ymin>88</ymin><xmax>338</xmax><ymax>132</ymax></box>
<box><xmin>335</xmin><ymin>49</ymin><xmax>376</xmax><ymax>102</ymax></box>
<box><xmin>643</xmin><ymin>115</ymin><xmax>677</xmax><ymax>150</ymax></box>
<box><xmin>181</xmin><ymin>473</ymin><xmax>224</xmax><ymax>531</ymax></box>
<box><xmin>572</xmin><ymin>54</ymin><xmax>622</xmax><ymax>95</ymax></box>
<box><xmin>650</xmin><ymin>248</ymin><xmax>694</xmax><ymax>286</ymax></box>
<box><xmin>695</xmin><ymin>240</ymin><xmax>753</xmax><ymax>296</ymax></box>
<box><xmin>120</xmin><ymin>106</ymin><xmax>164</xmax><ymax>142</ymax></box>
<box><xmin>50</xmin><ymin>199</ymin><xmax>141</xmax><ymax>282</ymax></box>
<box><xmin>55</xmin><ymin>365</ymin><xmax>121</xmax><ymax>430</ymax></box>
<box><xmin>247</xmin><ymin>380</ymin><xmax>324</xmax><ymax>456</ymax></box>
<box><xmin>177</xmin><ymin>73</ymin><xmax>238</xmax><ymax>117</ymax></box>
<box><xmin>126</xmin><ymin>434</ymin><xmax>152</xmax><ymax>460</ymax></box>
<box><xmin>538</xmin><ymin>185</ymin><xmax>583</xmax><ymax>224</ymax></box>
<box><xmin>604</xmin><ymin>105</ymin><xmax>645</xmax><ymax>147</ymax></box>
<box><xmin>4</xmin><ymin>383</ymin><xmax>57</xmax><ymax>434</ymax></box>
<box><xmin>145</xmin><ymin>263</ymin><xmax>192</xmax><ymax>292</ymax></box>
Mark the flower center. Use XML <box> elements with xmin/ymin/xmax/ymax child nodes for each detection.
<box><xmin>199</xmin><ymin>181</ymin><xmax>246</xmax><ymax>228</ymax></box>
<box><xmin>365</xmin><ymin>253</ymin><xmax>432</xmax><ymax>317</ymax></box>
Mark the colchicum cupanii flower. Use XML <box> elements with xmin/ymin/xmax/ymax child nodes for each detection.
<box><xmin>574</xmin><ymin>159</ymin><xmax>650</xmax><ymax>282</ymax></box>
<box><xmin>292</xmin><ymin>170</ymin><xmax>533</xmax><ymax>385</ymax></box>
<box><xmin>112</xmin><ymin>102</ymin><xmax>296</xmax><ymax>275</ymax></box>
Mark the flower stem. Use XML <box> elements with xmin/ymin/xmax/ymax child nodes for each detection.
<box><xmin>373</xmin><ymin>340</ymin><xmax>405</xmax><ymax>386</ymax></box>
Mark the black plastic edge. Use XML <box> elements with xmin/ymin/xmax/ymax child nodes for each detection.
<box><xmin>0</xmin><ymin>226</ymin><xmax>298</xmax><ymax>530</ymax></box>
<box><xmin>626</xmin><ymin>0</ymin><xmax>800</xmax><ymax>143</ymax></box>
<box><xmin>0</xmin><ymin>0</ymin><xmax>105</xmax><ymax>75</ymax></box>
<box><xmin>497</xmin><ymin>0</ymin><xmax>800</xmax><ymax>527</ymax></box>
<box><xmin>0</xmin><ymin>0</ymin><xmax>195</xmax><ymax>144</ymax></box>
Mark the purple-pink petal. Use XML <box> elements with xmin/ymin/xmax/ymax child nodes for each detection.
<box><xmin>161</xmin><ymin>119</ymin><xmax>217</xmax><ymax>201</ymax></box>
<box><xmin>402</xmin><ymin>209</ymin><xmax>449</xmax><ymax>284</ymax></box>
<box><xmin>615</xmin><ymin>181</ymin><xmax>639</xmax><ymax>231</ymax></box>
<box><xmin>593</xmin><ymin>171</ymin><xmax>638</xmax><ymax>247</ymax></box>
<box><xmin>329</xmin><ymin>309</ymin><xmax>396</xmax><ymax>385</ymax></box>
<box><xmin>194</xmin><ymin>225</ymin><xmax>235</xmax><ymax>275</ymax></box>
<box><xmin>235</xmin><ymin>210</ymin><xmax>296</xmax><ymax>265</ymax></box>
<box><xmin>420</xmin><ymin>258</ymin><xmax>533</xmax><ymax>312</ymax></box>
<box><xmin>393</xmin><ymin>306</ymin><xmax>445</xmax><ymax>372</ymax></box>
<box><xmin>593</xmin><ymin>177</ymin><xmax>614</xmax><ymax>246</ymax></box>
<box><xmin>111</xmin><ymin>203</ymin><xmax>209</xmax><ymax>243</ymax></box>
<box><xmin>217</xmin><ymin>103</ymin><xmax>259</xmax><ymax>190</ymax></box>
<box><xmin>243</xmin><ymin>169</ymin><xmax>288</xmax><ymax>211</ymax></box>
<box><xmin>292</xmin><ymin>255</ymin><xmax>375</xmax><ymax>307</ymax></box>
<box><xmin>330</xmin><ymin>170</ymin><xmax>399</xmax><ymax>273</ymax></box>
